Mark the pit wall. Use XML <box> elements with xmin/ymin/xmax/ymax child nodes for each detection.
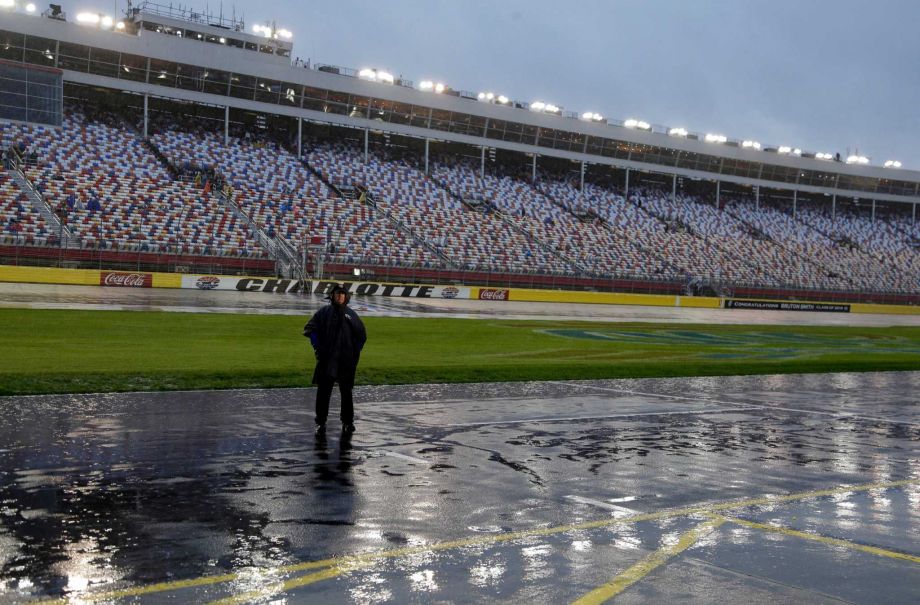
<box><xmin>0</xmin><ymin>265</ymin><xmax>917</xmax><ymax>316</ymax></box>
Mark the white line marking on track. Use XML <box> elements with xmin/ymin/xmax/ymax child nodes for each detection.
<box><xmin>565</xmin><ymin>495</ymin><xmax>637</xmax><ymax>517</ymax></box>
<box><xmin>381</xmin><ymin>451</ymin><xmax>428</xmax><ymax>464</ymax></box>
<box><xmin>444</xmin><ymin>408</ymin><xmax>745</xmax><ymax>427</ymax></box>
<box><xmin>551</xmin><ymin>381</ymin><xmax>920</xmax><ymax>427</ymax></box>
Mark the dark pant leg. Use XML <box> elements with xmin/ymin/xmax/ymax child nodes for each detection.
<box><xmin>315</xmin><ymin>375</ymin><xmax>334</xmax><ymax>425</ymax></box>
<box><xmin>338</xmin><ymin>372</ymin><xmax>355</xmax><ymax>424</ymax></box>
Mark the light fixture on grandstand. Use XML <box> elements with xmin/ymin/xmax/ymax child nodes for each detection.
<box><xmin>884</xmin><ymin>160</ymin><xmax>902</xmax><ymax>169</ymax></box>
<box><xmin>252</xmin><ymin>23</ymin><xmax>292</xmax><ymax>40</ymax></box>
<box><xmin>777</xmin><ymin>146</ymin><xmax>801</xmax><ymax>156</ymax></box>
<box><xmin>668</xmin><ymin>127</ymin><xmax>689</xmax><ymax>137</ymax></box>
<box><xmin>530</xmin><ymin>101</ymin><xmax>562</xmax><ymax>115</ymax></box>
<box><xmin>704</xmin><ymin>133</ymin><xmax>727</xmax><ymax>144</ymax></box>
<box><xmin>0</xmin><ymin>1</ymin><xmax>38</xmax><ymax>13</ymax></box>
<box><xmin>360</xmin><ymin>69</ymin><xmax>395</xmax><ymax>84</ymax></box>
<box><xmin>421</xmin><ymin>81</ymin><xmax>447</xmax><ymax>94</ymax></box>
<box><xmin>580</xmin><ymin>112</ymin><xmax>605</xmax><ymax>123</ymax></box>
<box><xmin>742</xmin><ymin>140</ymin><xmax>761</xmax><ymax>150</ymax></box>
<box><xmin>476</xmin><ymin>92</ymin><xmax>510</xmax><ymax>105</ymax></box>
<box><xmin>815</xmin><ymin>152</ymin><xmax>834</xmax><ymax>160</ymax></box>
<box><xmin>846</xmin><ymin>155</ymin><xmax>870</xmax><ymax>165</ymax></box>
<box><xmin>625</xmin><ymin>119</ymin><xmax>651</xmax><ymax>130</ymax></box>
<box><xmin>76</xmin><ymin>12</ymin><xmax>116</xmax><ymax>29</ymax></box>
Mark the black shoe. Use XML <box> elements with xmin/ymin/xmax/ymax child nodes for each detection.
<box><xmin>315</xmin><ymin>423</ymin><xmax>326</xmax><ymax>435</ymax></box>
<box><xmin>342</xmin><ymin>423</ymin><xmax>356</xmax><ymax>434</ymax></box>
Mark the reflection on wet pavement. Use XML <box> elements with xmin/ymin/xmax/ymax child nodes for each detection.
<box><xmin>0</xmin><ymin>372</ymin><xmax>917</xmax><ymax>603</ymax></box>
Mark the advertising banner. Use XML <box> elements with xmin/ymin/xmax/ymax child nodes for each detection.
<box><xmin>180</xmin><ymin>276</ymin><xmax>472</xmax><ymax>299</ymax></box>
<box><xmin>478</xmin><ymin>288</ymin><xmax>510</xmax><ymax>301</ymax></box>
<box><xmin>100</xmin><ymin>271</ymin><xmax>153</xmax><ymax>288</ymax></box>
<box><xmin>724</xmin><ymin>299</ymin><xmax>851</xmax><ymax>313</ymax></box>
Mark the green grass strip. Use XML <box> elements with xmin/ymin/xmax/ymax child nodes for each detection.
<box><xmin>1</xmin><ymin>308</ymin><xmax>918</xmax><ymax>395</ymax></box>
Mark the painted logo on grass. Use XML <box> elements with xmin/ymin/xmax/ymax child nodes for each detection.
<box><xmin>539</xmin><ymin>328</ymin><xmax>920</xmax><ymax>361</ymax></box>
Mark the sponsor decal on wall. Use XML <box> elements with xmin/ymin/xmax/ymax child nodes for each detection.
<box><xmin>478</xmin><ymin>288</ymin><xmax>510</xmax><ymax>301</ymax></box>
<box><xmin>724</xmin><ymin>299</ymin><xmax>851</xmax><ymax>313</ymax></box>
<box><xmin>180</xmin><ymin>276</ymin><xmax>472</xmax><ymax>299</ymax></box>
<box><xmin>100</xmin><ymin>272</ymin><xmax>153</xmax><ymax>288</ymax></box>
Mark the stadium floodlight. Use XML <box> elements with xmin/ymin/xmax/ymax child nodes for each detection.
<box><xmin>277</xmin><ymin>29</ymin><xmax>293</xmax><ymax>39</ymax></box>
<box><xmin>497</xmin><ymin>95</ymin><xmax>509</xmax><ymax>104</ymax></box>
<box><xmin>219</xmin><ymin>36</ymin><xmax>225</xmax><ymax>43</ymax></box>
<box><xmin>0</xmin><ymin>0</ymin><xmax>14</xmax><ymax>8</ymax></box>
<box><xmin>434</xmin><ymin>82</ymin><xmax>445</xmax><ymax>93</ymax></box>
<box><xmin>116</xmin><ymin>20</ymin><xmax>126</xmax><ymax>30</ymax></box>
<box><xmin>669</xmin><ymin>127</ymin><xmax>688</xmax><ymax>137</ymax></box>
<box><xmin>377</xmin><ymin>71</ymin><xmax>395</xmax><ymax>84</ymax></box>
<box><xmin>884</xmin><ymin>160</ymin><xmax>902</xmax><ymax>168</ymax></box>
<box><xmin>581</xmin><ymin>112</ymin><xmax>604</xmax><ymax>122</ymax></box>
<box><xmin>792</xmin><ymin>148</ymin><xmax>802</xmax><ymax>156</ymax></box>
<box><xmin>846</xmin><ymin>155</ymin><xmax>870</xmax><ymax>165</ymax></box>
<box><xmin>815</xmin><ymin>152</ymin><xmax>833</xmax><ymax>160</ymax></box>
<box><xmin>359</xmin><ymin>68</ymin><xmax>377</xmax><ymax>80</ymax></box>
<box><xmin>778</xmin><ymin>146</ymin><xmax>792</xmax><ymax>154</ymax></box>
<box><xmin>100</xmin><ymin>15</ymin><xmax>113</xmax><ymax>28</ymax></box>
<box><xmin>76</xmin><ymin>12</ymin><xmax>101</xmax><ymax>24</ymax></box>
<box><xmin>26</xmin><ymin>3</ymin><xmax>37</xmax><ymax>12</ymax></box>
<box><xmin>704</xmin><ymin>133</ymin><xmax>727</xmax><ymax>144</ymax></box>
<box><xmin>420</xmin><ymin>80</ymin><xmax>434</xmax><ymax>90</ymax></box>
<box><xmin>625</xmin><ymin>119</ymin><xmax>651</xmax><ymax>130</ymax></box>
<box><xmin>530</xmin><ymin>101</ymin><xmax>546</xmax><ymax>111</ymax></box>
<box><xmin>742</xmin><ymin>140</ymin><xmax>761</xmax><ymax>150</ymax></box>
<box><xmin>545</xmin><ymin>104</ymin><xmax>560</xmax><ymax>113</ymax></box>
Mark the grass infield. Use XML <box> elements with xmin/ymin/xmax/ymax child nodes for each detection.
<box><xmin>1</xmin><ymin>308</ymin><xmax>918</xmax><ymax>395</ymax></box>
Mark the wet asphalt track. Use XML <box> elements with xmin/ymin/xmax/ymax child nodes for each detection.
<box><xmin>0</xmin><ymin>283</ymin><xmax>919</xmax><ymax>603</ymax></box>
<box><xmin>1</xmin><ymin>373</ymin><xmax>919</xmax><ymax>604</ymax></box>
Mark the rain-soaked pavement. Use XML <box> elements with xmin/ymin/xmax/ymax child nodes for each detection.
<box><xmin>0</xmin><ymin>372</ymin><xmax>918</xmax><ymax>604</ymax></box>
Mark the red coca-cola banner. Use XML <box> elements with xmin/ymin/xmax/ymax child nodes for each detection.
<box><xmin>100</xmin><ymin>271</ymin><xmax>153</xmax><ymax>288</ymax></box>
<box><xmin>479</xmin><ymin>288</ymin><xmax>509</xmax><ymax>301</ymax></box>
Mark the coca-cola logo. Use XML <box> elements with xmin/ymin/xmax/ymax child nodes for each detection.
<box><xmin>196</xmin><ymin>276</ymin><xmax>221</xmax><ymax>290</ymax></box>
<box><xmin>441</xmin><ymin>286</ymin><xmax>459</xmax><ymax>299</ymax></box>
<box><xmin>479</xmin><ymin>288</ymin><xmax>509</xmax><ymax>301</ymax></box>
<box><xmin>100</xmin><ymin>272</ymin><xmax>152</xmax><ymax>288</ymax></box>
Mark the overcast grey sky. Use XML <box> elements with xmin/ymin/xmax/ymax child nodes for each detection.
<box><xmin>94</xmin><ymin>1</ymin><xmax>919</xmax><ymax>169</ymax></box>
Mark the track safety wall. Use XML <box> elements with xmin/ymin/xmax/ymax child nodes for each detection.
<box><xmin>0</xmin><ymin>265</ymin><xmax>917</xmax><ymax>316</ymax></box>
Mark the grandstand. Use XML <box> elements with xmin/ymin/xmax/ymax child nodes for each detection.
<box><xmin>0</xmin><ymin>3</ymin><xmax>918</xmax><ymax>303</ymax></box>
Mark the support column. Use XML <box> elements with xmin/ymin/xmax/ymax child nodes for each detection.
<box><xmin>297</xmin><ymin>118</ymin><xmax>302</xmax><ymax>158</ymax></box>
<box><xmin>755</xmin><ymin>185</ymin><xmax>760</xmax><ymax>209</ymax></box>
<box><xmin>224</xmin><ymin>106</ymin><xmax>229</xmax><ymax>146</ymax></box>
<box><xmin>716</xmin><ymin>180</ymin><xmax>721</xmax><ymax>208</ymax></box>
<box><xmin>480</xmin><ymin>146</ymin><xmax>485</xmax><ymax>179</ymax></box>
<box><xmin>143</xmin><ymin>94</ymin><xmax>148</xmax><ymax>139</ymax></box>
<box><xmin>531</xmin><ymin>154</ymin><xmax>537</xmax><ymax>184</ymax></box>
<box><xmin>913</xmin><ymin>202</ymin><xmax>916</xmax><ymax>225</ymax></box>
<box><xmin>832</xmin><ymin>194</ymin><xmax>836</xmax><ymax>220</ymax></box>
<box><xmin>793</xmin><ymin>189</ymin><xmax>797</xmax><ymax>219</ymax></box>
<box><xmin>580</xmin><ymin>161</ymin><xmax>585</xmax><ymax>191</ymax></box>
<box><xmin>871</xmin><ymin>199</ymin><xmax>876</xmax><ymax>222</ymax></box>
<box><xmin>364</xmin><ymin>129</ymin><xmax>369</xmax><ymax>163</ymax></box>
<box><xmin>624</xmin><ymin>168</ymin><xmax>630</xmax><ymax>200</ymax></box>
<box><xmin>671</xmin><ymin>174</ymin><xmax>677</xmax><ymax>201</ymax></box>
<box><xmin>424</xmin><ymin>138</ymin><xmax>429</xmax><ymax>174</ymax></box>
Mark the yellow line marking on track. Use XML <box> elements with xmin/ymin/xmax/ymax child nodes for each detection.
<box><xmin>570</xmin><ymin>517</ymin><xmax>725</xmax><ymax>605</ymax></box>
<box><xmin>722</xmin><ymin>515</ymin><xmax>920</xmax><ymax>564</ymax></box>
<box><xmin>32</xmin><ymin>479</ymin><xmax>919</xmax><ymax>604</ymax></box>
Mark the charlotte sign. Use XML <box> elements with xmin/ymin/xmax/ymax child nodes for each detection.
<box><xmin>180</xmin><ymin>276</ymin><xmax>472</xmax><ymax>299</ymax></box>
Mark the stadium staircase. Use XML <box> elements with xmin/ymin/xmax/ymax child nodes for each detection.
<box><xmin>721</xmin><ymin>204</ymin><xmax>858</xmax><ymax>290</ymax></box>
<box><xmin>355</xmin><ymin>186</ymin><xmax>455</xmax><ymax>269</ymax></box>
<box><xmin>7</xmin><ymin>165</ymin><xmax>78</xmax><ymax>248</ymax></box>
<box><xmin>425</xmin><ymin>172</ymin><xmax>585</xmax><ymax>274</ymax></box>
